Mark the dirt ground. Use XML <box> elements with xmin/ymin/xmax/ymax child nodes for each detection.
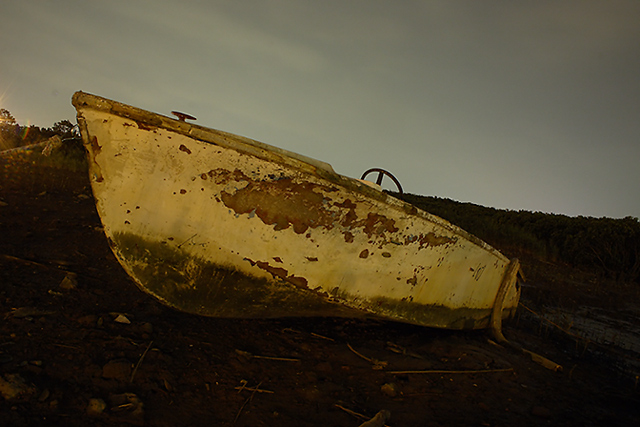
<box><xmin>1</xmin><ymin>147</ymin><xmax>639</xmax><ymax>426</ymax></box>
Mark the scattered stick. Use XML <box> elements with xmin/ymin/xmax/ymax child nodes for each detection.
<box><xmin>385</xmin><ymin>341</ymin><xmax>424</xmax><ymax>359</ymax></box>
<box><xmin>281</xmin><ymin>327</ymin><xmax>335</xmax><ymax>341</ymax></box>
<box><xmin>52</xmin><ymin>343</ymin><xmax>80</xmax><ymax>350</ymax></box>
<box><xmin>347</xmin><ymin>343</ymin><xmax>388</xmax><ymax>369</ymax></box>
<box><xmin>234</xmin><ymin>385</ymin><xmax>274</xmax><ymax>394</ymax></box>
<box><xmin>522</xmin><ymin>349</ymin><xmax>563</xmax><ymax>372</ymax></box>
<box><xmin>334</xmin><ymin>405</ymin><xmax>391</xmax><ymax>427</ymax></box>
<box><xmin>387</xmin><ymin>367</ymin><xmax>514</xmax><ymax>375</ymax></box>
<box><xmin>5</xmin><ymin>307</ymin><xmax>57</xmax><ymax>319</ymax></box>
<box><xmin>0</xmin><ymin>253</ymin><xmax>74</xmax><ymax>273</ymax></box>
<box><xmin>235</xmin><ymin>349</ymin><xmax>299</xmax><ymax>362</ymax></box>
<box><xmin>236</xmin><ymin>379</ymin><xmax>248</xmax><ymax>393</ymax></box>
<box><xmin>1</xmin><ymin>254</ymin><xmax>50</xmax><ymax>269</ymax></box>
<box><xmin>130</xmin><ymin>340</ymin><xmax>153</xmax><ymax>383</ymax></box>
<box><xmin>335</xmin><ymin>404</ymin><xmax>368</xmax><ymax>421</ymax></box>
<box><xmin>311</xmin><ymin>332</ymin><xmax>335</xmax><ymax>341</ymax></box>
<box><xmin>359</xmin><ymin>409</ymin><xmax>391</xmax><ymax>427</ymax></box>
<box><xmin>234</xmin><ymin>381</ymin><xmax>262</xmax><ymax>425</ymax></box>
<box><xmin>490</xmin><ymin>267</ymin><xmax>564</xmax><ymax>373</ymax></box>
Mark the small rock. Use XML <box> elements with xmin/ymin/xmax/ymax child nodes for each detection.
<box><xmin>59</xmin><ymin>273</ymin><xmax>78</xmax><ymax>290</ymax></box>
<box><xmin>358</xmin><ymin>409</ymin><xmax>391</xmax><ymax>427</ymax></box>
<box><xmin>162</xmin><ymin>378</ymin><xmax>173</xmax><ymax>392</ymax></box>
<box><xmin>109</xmin><ymin>392</ymin><xmax>144</xmax><ymax>424</ymax></box>
<box><xmin>114</xmin><ymin>314</ymin><xmax>131</xmax><ymax>324</ymax></box>
<box><xmin>38</xmin><ymin>388</ymin><xmax>50</xmax><ymax>402</ymax></box>
<box><xmin>381</xmin><ymin>382</ymin><xmax>399</xmax><ymax>397</ymax></box>
<box><xmin>86</xmin><ymin>398</ymin><xmax>107</xmax><ymax>416</ymax></box>
<box><xmin>0</xmin><ymin>373</ymin><xmax>37</xmax><ymax>401</ymax></box>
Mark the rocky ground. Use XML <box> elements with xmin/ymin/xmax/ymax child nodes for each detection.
<box><xmin>1</xmin><ymin>144</ymin><xmax>639</xmax><ymax>426</ymax></box>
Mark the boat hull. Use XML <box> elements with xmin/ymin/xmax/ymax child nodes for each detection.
<box><xmin>73</xmin><ymin>92</ymin><xmax>520</xmax><ymax>329</ymax></box>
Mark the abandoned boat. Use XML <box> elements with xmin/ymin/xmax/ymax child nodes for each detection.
<box><xmin>72</xmin><ymin>91</ymin><xmax>521</xmax><ymax>330</ymax></box>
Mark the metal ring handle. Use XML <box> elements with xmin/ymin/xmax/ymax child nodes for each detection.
<box><xmin>360</xmin><ymin>168</ymin><xmax>403</xmax><ymax>194</ymax></box>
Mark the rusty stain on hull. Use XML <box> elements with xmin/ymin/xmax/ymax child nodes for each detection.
<box><xmin>210</xmin><ymin>167</ymin><xmax>405</xmax><ymax>243</ymax></box>
<box><xmin>244</xmin><ymin>257</ymin><xmax>310</xmax><ymax>290</ymax></box>
<box><xmin>219</xmin><ymin>172</ymin><xmax>334</xmax><ymax>234</ymax></box>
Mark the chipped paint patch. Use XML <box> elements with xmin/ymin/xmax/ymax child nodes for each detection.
<box><xmin>254</xmin><ymin>260</ymin><xmax>309</xmax><ymax>290</ymax></box>
<box><xmin>405</xmin><ymin>232</ymin><xmax>457</xmax><ymax>249</ymax></box>
<box><xmin>209</xmin><ymin>168</ymin><xmax>402</xmax><ymax>243</ymax></box>
<box><xmin>216</xmin><ymin>170</ymin><xmax>335</xmax><ymax>234</ymax></box>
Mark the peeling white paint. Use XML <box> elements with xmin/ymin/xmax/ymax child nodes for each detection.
<box><xmin>73</xmin><ymin>91</ymin><xmax>520</xmax><ymax>329</ymax></box>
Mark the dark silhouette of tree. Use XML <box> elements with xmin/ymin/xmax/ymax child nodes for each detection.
<box><xmin>0</xmin><ymin>110</ymin><xmax>80</xmax><ymax>150</ymax></box>
<box><xmin>0</xmin><ymin>108</ymin><xmax>21</xmax><ymax>150</ymax></box>
<box><xmin>49</xmin><ymin>120</ymin><xmax>78</xmax><ymax>139</ymax></box>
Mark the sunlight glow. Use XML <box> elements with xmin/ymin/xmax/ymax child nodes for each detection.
<box><xmin>0</xmin><ymin>85</ymin><xmax>10</xmax><ymax>113</ymax></box>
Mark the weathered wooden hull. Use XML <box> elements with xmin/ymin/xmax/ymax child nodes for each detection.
<box><xmin>72</xmin><ymin>91</ymin><xmax>520</xmax><ymax>329</ymax></box>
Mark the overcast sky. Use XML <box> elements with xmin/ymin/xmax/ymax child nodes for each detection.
<box><xmin>2</xmin><ymin>0</ymin><xmax>639</xmax><ymax>218</ymax></box>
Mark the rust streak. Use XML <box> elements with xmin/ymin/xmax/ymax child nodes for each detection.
<box><xmin>256</xmin><ymin>261</ymin><xmax>288</xmax><ymax>279</ymax></box>
<box><xmin>335</xmin><ymin>199</ymin><xmax>358</xmax><ymax>227</ymax></box>
<box><xmin>361</xmin><ymin>213</ymin><xmax>399</xmax><ymax>237</ymax></box>
<box><xmin>418</xmin><ymin>232</ymin><xmax>456</xmax><ymax>249</ymax></box>
<box><xmin>136</xmin><ymin>121</ymin><xmax>157</xmax><ymax>131</ymax></box>
<box><xmin>286</xmin><ymin>276</ymin><xmax>309</xmax><ymax>289</ymax></box>
<box><xmin>90</xmin><ymin>136</ymin><xmax>102</xmax><ymax>155</ymax></box>
<box><xmin>255</xmin><ymin>261</ymin><xmax>308</xmax><ymax>289</ymax></box>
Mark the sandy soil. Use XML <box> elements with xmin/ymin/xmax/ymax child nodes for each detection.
<box><xmin>1</xmin><ymin>147</ymin><xmax>639</xmax><ymax>426</ymax></box>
